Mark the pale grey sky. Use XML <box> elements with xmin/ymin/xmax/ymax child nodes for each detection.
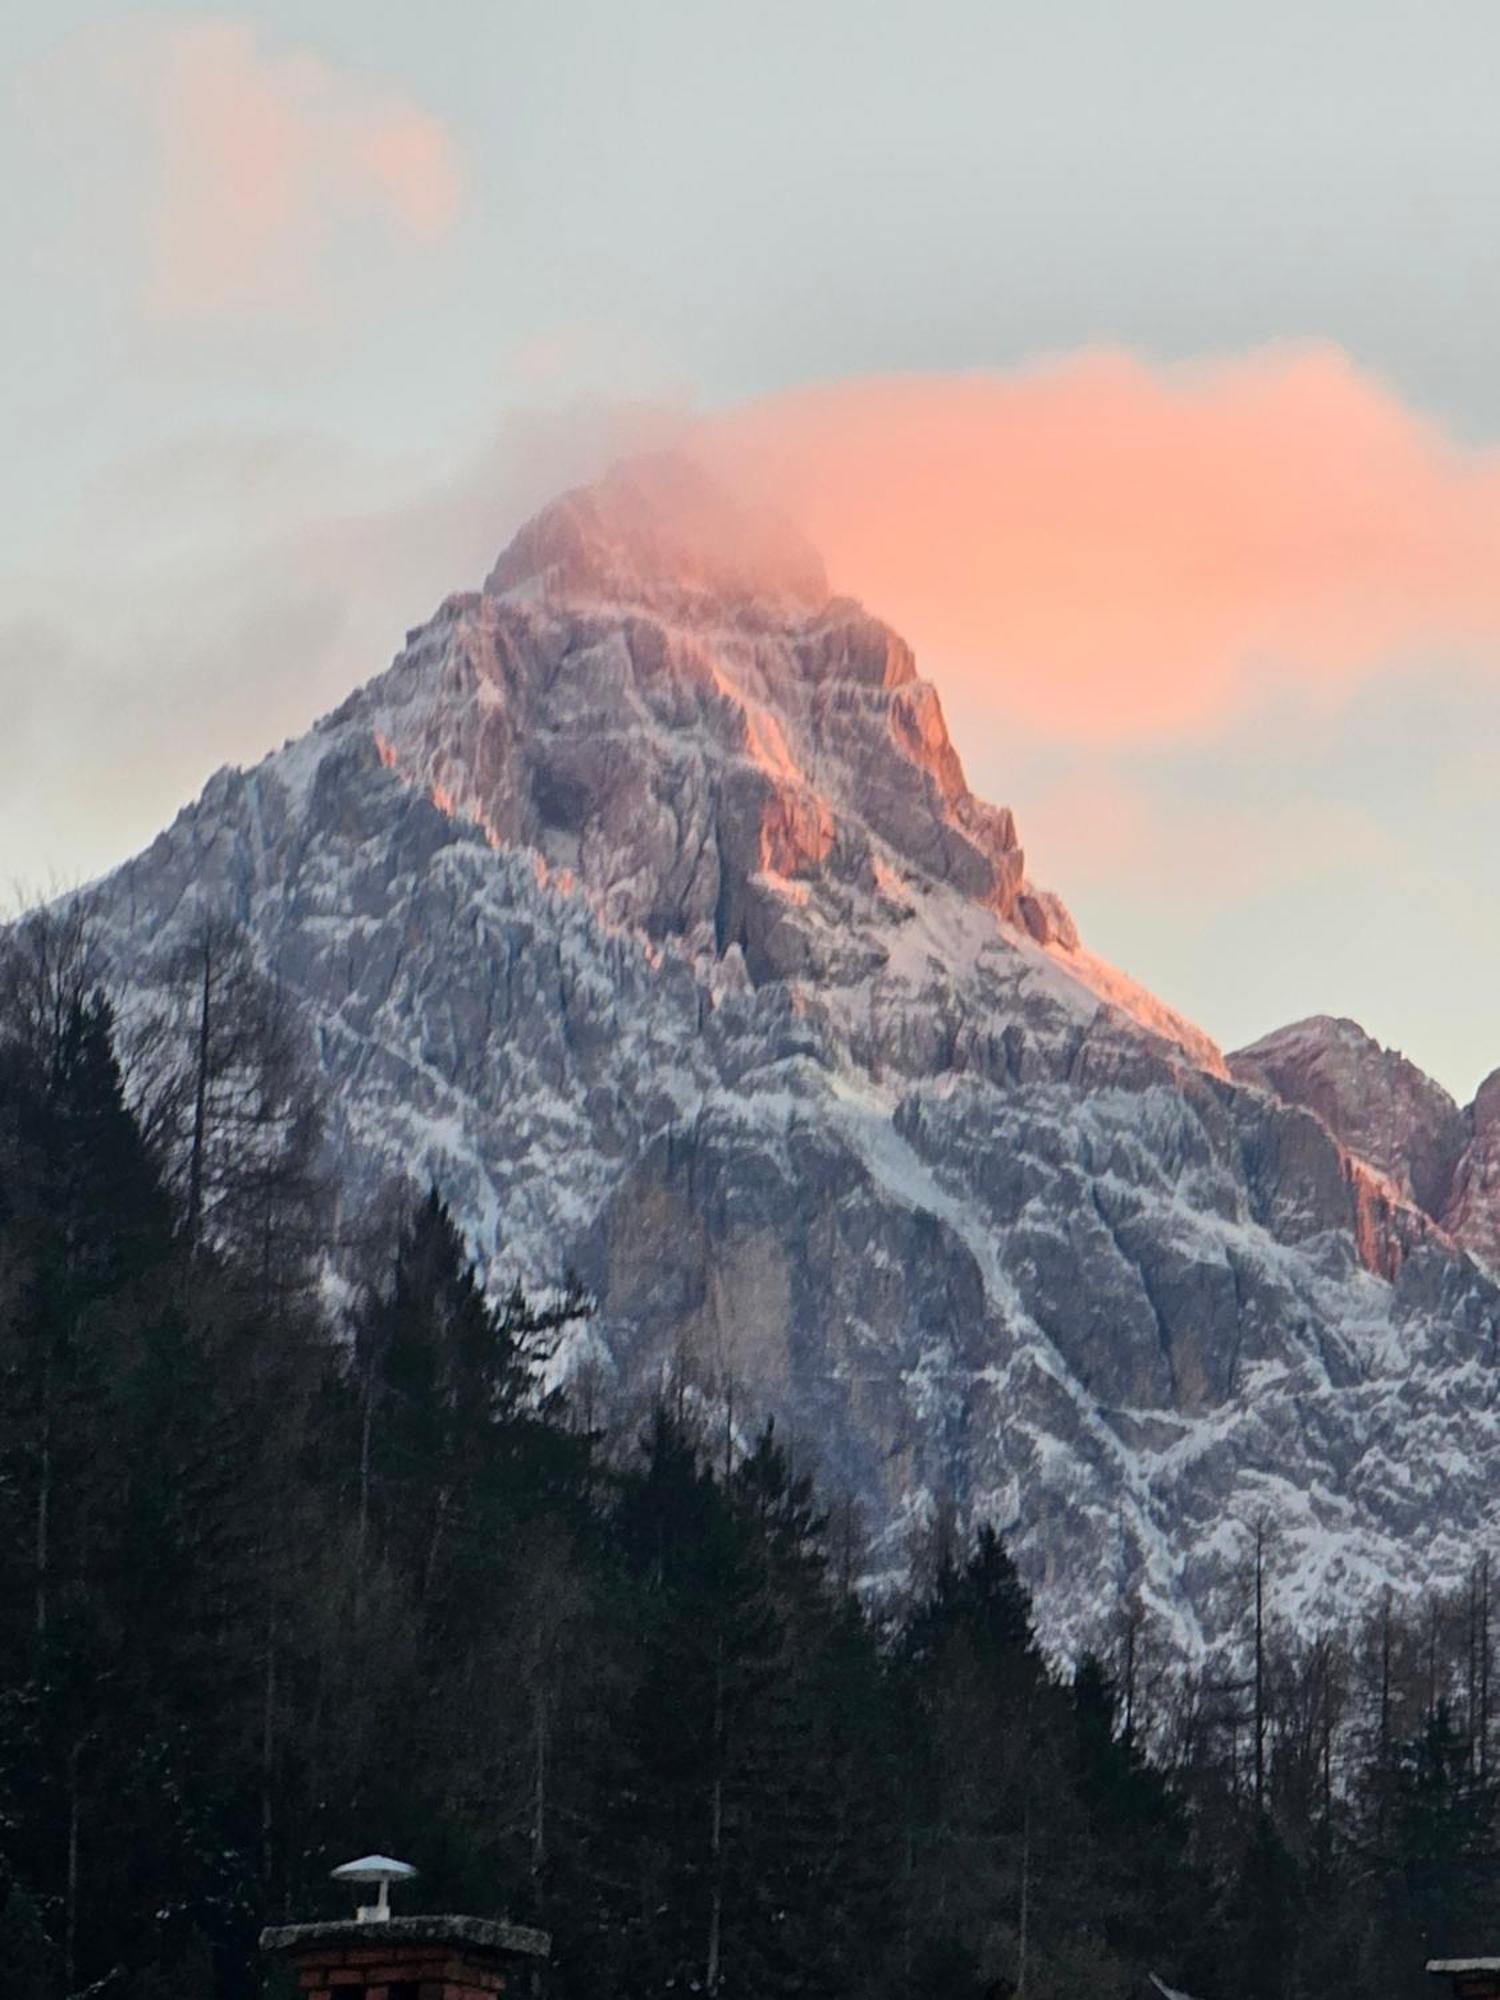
<box><xmin>3</xmin><ymin>2</ymin><xmax>1499</xmax><ymax>1097</ymax></box>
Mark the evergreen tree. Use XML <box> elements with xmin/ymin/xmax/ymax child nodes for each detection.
<box><xmin>352</xmin><ymin>1188</ymin><xmax>591</xmax><ymax>1623</ymax></box>
<box><xmin>1384</xmin><ymin>1700</ymin><xmax>1498</xmax><ymax>1966</ymax></box>
<box><xmin>1066</xmin><ymin>1653</ymin><xmax>1195</xmax><ymax>1975</ymax></box>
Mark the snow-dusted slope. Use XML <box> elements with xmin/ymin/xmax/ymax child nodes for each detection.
<box><xmin>73</xmin><ymin>456</ymin><xmax>1500</xmax><ymax>1657</ymax></box>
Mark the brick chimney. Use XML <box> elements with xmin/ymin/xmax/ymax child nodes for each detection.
<box><xmin>261</xmin><ymin>1857</ymin><xmax>549</xmax><ymax>1999</ymax></box>
<box><xmin>1429</xmin><ymin>1962</ymin><xmax>1500</xmax><ymax>2000</ymax></box>
<box><xmin>260</xmin><ymin>1913</ymin><xmax>549</xmax><ymax>1998</ymax></box>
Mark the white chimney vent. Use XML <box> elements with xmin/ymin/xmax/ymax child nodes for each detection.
<box><xmin>329</xmin><ymin>1854</ymin><xmax>418</xmax><ymax>1923</ymax></box>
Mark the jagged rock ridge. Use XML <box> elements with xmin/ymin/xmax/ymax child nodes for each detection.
<box><xmin>1230</xmin><ymin>1016</ymin><xmax>1500</xmax><ymax>1274</ymax></box>
<box><xmin>68</xmin><ymin>456</ymin><xmax>1500</xmax><ymax>1658</ymax></box>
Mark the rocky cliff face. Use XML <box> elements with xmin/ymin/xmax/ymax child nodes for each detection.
<box><xmin>68</xmin><ymin>457</ymin><xmax>1500</xmax><ymax>1657</ymax></box>
<box><xmin>1445</xmin><ymin>1072</ymin><xmax>1500</xmax><ymax>1275</ymax></box>
<box><xmin>1230</xmin><ymin>1015</ymin><xmax>1500</xmax><ymax>1276</ymax></box>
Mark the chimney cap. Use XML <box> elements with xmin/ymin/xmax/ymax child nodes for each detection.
<box><xmin>330</xmin><ymin>1855</ymin><xmax>418</xmax><ymax>1884</ymax></box>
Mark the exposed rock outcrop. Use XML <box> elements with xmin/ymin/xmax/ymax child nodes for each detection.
<box><xmin>1231</xmin><ymin>1015</ymin><xmax>1500</xmax><ymax>1277</ymax></box>
<box><xmin>1231</xmin><ymin>1015</ymin><xmax>1468</xmax><ymax>1217</ymax></box>
<box><xmin>1444</xmin><ymin>1069</ymin><xmax>1500</xmax><ymax>1274</ymax></box>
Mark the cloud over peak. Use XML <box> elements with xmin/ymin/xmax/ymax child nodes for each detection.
<box><xmin>700</xmin><ymin>345</ymin><xmax>1500</xmax><ymax>743</ymax></box>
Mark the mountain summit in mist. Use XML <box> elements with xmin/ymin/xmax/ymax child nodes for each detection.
<box><xmin>67</xmin><ymin>455</ymin><xmax>1500</xmax><ymax>1653</ymax></box>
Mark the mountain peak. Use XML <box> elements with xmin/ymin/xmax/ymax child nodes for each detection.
<box><xmin>1230</xmin><ymin>1013</ymin><xmax>1467</xmax><ymax>1220</ymax></box>
<box><xmin>483</xmin><ymin>452</ymin><xmax>830</xmax><ymax>618</ymax></box>
<box><xmin>352</xmin><ymin>450</ymin><xmax>1043</xmax><ymax>982</ymax></box>
<box><xmin>319</xmin><ymin>455</ymin><xmax>1228</xmax><ymax>1058</ymax></box>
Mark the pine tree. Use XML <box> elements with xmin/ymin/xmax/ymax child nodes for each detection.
<box><xmin>1066</xmin><ymin>1652</ymin><xmax>1195</xmax><ymax>1975</ymax></box>
<box><xmin>896</xmin><ymin>1528</ymin><xmax>1049</xmax><ymax>1997</ymax></box>
<box><xmin>353</xmin><ymin>1188</ymin><xmax>591</xmax><ymax>1621</ymax></box>
<box><xmin>1385</xmin><ymin>1699</ymin><xmax>1498</xmax><ymax>1966</ymax></box>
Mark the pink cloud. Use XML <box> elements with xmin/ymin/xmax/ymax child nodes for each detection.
<box><xmin>697</xmin><ymin>347</ymin><xmax>1500</xmax><ymax>743</ymax></box>
<box><xmin>141</xmin><ymin>20</ymin><xmax>463</xmax><ymax>317</ymax></box>
<box><xmin>353</xmin><ymin>110</ymin><xmax>463</xmax><ymax>241</ymax></box>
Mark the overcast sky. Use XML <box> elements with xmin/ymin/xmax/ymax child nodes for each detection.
<box><xmin>4</xmin><ymin>1</ymin><xmax>1500</xmax><ymax>1098</ymax></box>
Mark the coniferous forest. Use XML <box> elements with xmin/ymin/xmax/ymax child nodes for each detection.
<box><xmin>3</xmin><ymin>911</ymin><xmax>1500</xmax><ymax>2000</ymax></box>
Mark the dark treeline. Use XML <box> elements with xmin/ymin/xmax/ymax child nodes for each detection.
<box><xmin>1</xmin><ymin>911</ymin><xmax>1498</xmax><ymax>2000</ymax></box>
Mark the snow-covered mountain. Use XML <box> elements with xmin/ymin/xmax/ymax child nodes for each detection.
<box><xmin>73</xmin><ymin>455</ymin><xmax>1500</xmax><ymax>1657</ymax></box>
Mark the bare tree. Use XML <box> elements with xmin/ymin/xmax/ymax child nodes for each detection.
<box><xmin>131</xmin><ymin>913</ymin><xmax>325</xmax><ymax>1299</ymax></box>
<box><xmin>0</xmin><ymin>900</ymin><xmax>106</xmax><ymax>1074</ymax></box>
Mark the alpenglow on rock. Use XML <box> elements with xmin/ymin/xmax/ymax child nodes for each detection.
<box><xmin>1230</xmin><ymin>1017</ymin><xmax>1500</xmax><ymax>1277</ymax></box>
<box><xmin>70</xmin><ymin>454</ymin><xmax>1500</xmax><ymax>1657</ymax></box>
